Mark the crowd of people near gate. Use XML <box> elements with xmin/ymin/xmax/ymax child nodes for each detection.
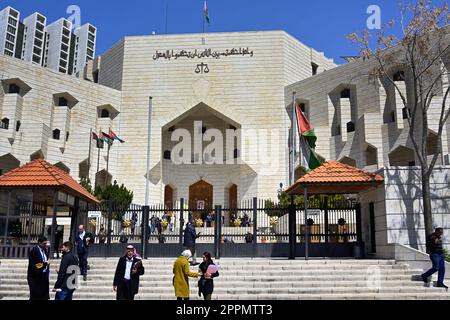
<box><xmin>26</xmin><ymin>217</ymin><xmax>221</xmax><ymax>300</ymax></box>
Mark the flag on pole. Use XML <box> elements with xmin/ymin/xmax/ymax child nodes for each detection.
<box><xmin>100</xmin><ymin>131</ymin><xmax>113</xmax><ymax>145</ymax></box>
<box><xmin>109</xmin><ymin>130</ymin><xmax>125</xmax><ymax>143</ymax></box>
<box><xmin>204</xmin><ymin>0</ymin><xmax>210</xmax><ymax>24</ymax></box>
<box><xmin>295</xmin><ymin>102</ymin><xmax>321</xmax><ymax>171</ymax></box>
<box><xmin>92</xmin><ymin>132</ymin><xmax>99</xmax><ymax>141</ymax></box>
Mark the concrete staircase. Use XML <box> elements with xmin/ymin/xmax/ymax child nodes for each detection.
<box><xmin>0</xmin><ymin>258</ymin><xmax>449</xmax><ymax>300</ymax></box>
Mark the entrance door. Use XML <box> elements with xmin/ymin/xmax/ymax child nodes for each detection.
<box><xmin>189</xmin><ymin>180</ymin><xmax>213</xmax><ymax>219</ymax></box>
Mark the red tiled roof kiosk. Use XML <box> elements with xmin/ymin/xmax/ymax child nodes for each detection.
<box><xmin>285</xmin><ymin>161</ymin><xmax>384</xmax><ymax>259</ymax></box>
<box><xmin>0</xmin><ymin>159</ymin><xmax>98</xmax><ymax>257</ymax></box>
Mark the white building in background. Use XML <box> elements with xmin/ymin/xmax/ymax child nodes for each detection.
<box><xmin>21</xmin><ymin>12</ymin><xmax>46</xmax><ymax>65</ymax></box>
<box><xmin>73</xmin><ymin>23</ymin><xmax>96</xmax><ymax>75</ymax></box>
<box><xmin>0</xmin><ymin>6</ymin><xmax>20</xmax><ymax>57</ymax></box>
<box><xmin>0</xmin><ymin>6</ymin><xmax>97</xmax><ymax>75</ymax></box>
<box><xmin>43</xmin><ymin>18</ymin><xmax>72</xmax><ymax>74</ymax></box>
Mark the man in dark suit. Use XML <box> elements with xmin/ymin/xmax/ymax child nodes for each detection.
<box><xmin>27</xmin><ymin>236</ymin><xmax>50</xmax><ymax>300</ymax></box>
<box><xmin>113</xmin><ymin>245</ymin><xmax>145</xmax><ymax>300</ymax></box>
<box><xmin>53</xmin><ymin>241</ymin><xmax>79</xmax><ymax>300</ymax></box>
<box><xmin>74</xmin><ymin>224</ymin><xmax>93</xmax><ymax>281</ymax></box>
<box><xmin>183</xmin><ymin>221</ymin><xmax>201</xmax><ymax>266</ymax></box>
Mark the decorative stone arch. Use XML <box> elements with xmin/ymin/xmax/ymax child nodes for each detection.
<box><xmin>54</xmin><ymin>161</ymin><xmax>70</xmax><ymax>174</ymax></box>
<box><xmin>96</xmin><ymin>104</ymin><xmax>120</xmax><ymax>120</ymax></box>
<box><xmin>0</xmin><ymin>153</ymin><xmax>20</xmax><ymax>175</ymax></box>
<box><xmin>389</xmin><ymin>146</ymin><xmax>415</xmax><ymax>166</ymax></box>
<box><xmin>365</xmin><ymin>143</ymin><xmax>378</xmax><ymax>167</ymax></box>
<box><xmin>328</xmin><ymin>83</ymin><xmax>358</xmax><ymax>137</ymax></box>
<box><xmin>79</xmin><ymin>159</ymin><xmax>89</xmax><ymax>179</ymax></box>
<box><xmin>95</xmin><ymin>169</ymin><xmax>112</xmax><ymax>188</ymax></box>
<box><xmin>1</xmin><ymin>77</ymin><xmax>32</xmax><ymax>96</ymax></box>
<box><xmin>52</xmin><ymin>92</ymin><xmax>79</xmax><ymax>109</ymax></box>
<box><xmin>338</xmin><ymin>156</ymin><xmax>357</xmax><ymax>167</ymax></box>
<box><xmin>30</xmin><ymin>150</ymin><xmax>45</xmax><ymax>161</ymax></box>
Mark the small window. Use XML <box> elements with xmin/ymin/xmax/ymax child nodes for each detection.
<box><xmin>53</xmin><ymin>129</ymin><xmax>61</xmax><ymax>140</ymax></box>
<box><xmin>100</xmin><ymin>109</ymin><xmax>110</xmax><ymax>118</ymax></box>
<box><xmin>234</xmin><ymin>149</ymin><xmax>239</xmax><ymax>159</ymax></box>
<box><xmin>8</xmin><ymin>84</ymin><xmax>20</xmax><ymax>94</ymax></box>
<box><xmin>402</xmin><ymin>107</ymin><xmax>411</xmax><ymax>119</ymax></box>
<box><xmin>58</xmin><ymin>97</ymin><xmax>68</xmax><ymax>106</ymax></box>
<box><xmin>1</xmin><ymin>118</ymin><xmax>10</xmax><ymax>130</ymax></box>
<box><xmin>15</xmin><ymin>121</ymin><xmax>21</xmax><ymax>132</ymax></box>
<box><xmin>393</xmin><ymin>71</ymin><xmax>405</xmax><ymax>81</ymax></box>
<box><xmin>341</xmin><ymin>89</ymin><xmax>351</xmax><ymax>98</ymax></box>
<box><xmin>346</xmin><ymin>121</ymin><xmax>355</xmax><ymax>133</ymax></box>
<box><xmin>163</xmin><ymin>150</ymin><xmax>171</xmax><ymax>160</ymax></box>
<box><xmin>311</xmin><ymin>62</ymin><xmax>319</xmax><ymax>76</ymax></box>
<box><xmin>299</xmin><ymin>103</ymin><xmax>306</xmax><ymax>113</ymax></box>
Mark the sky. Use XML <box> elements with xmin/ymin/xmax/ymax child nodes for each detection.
<box><xmin>1</xmin><ymin>0</ymin><xmax>447</xmax><ymax>64</ymax></box>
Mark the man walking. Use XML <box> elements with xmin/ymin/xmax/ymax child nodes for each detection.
<box><xmin>421</xmin><ymin>227</ymin><xmax>448</xmax><ymax>289</ymax></box>
<box><xmin>183</xmin><ymin>221</ymin><xmax>201</xmax><ymax>266</ymax></box>
<box><xmin>53</xmin><ymin>241</ymin><xmax>79</xmax><ymax>300</ymax></box>
<box><xmin>113</xmin><ymin>245</ymin><xmax>145</xmax><ymax>300</ymax></box>
<box><xmin>75</xmin><ymin>224</ymin><xmax>93</xmax><ymax>281</ymax></box>
<box><xmin>27</xmin><ymin>236</ymin><xmax>50</xmax><ymax>300</ymax></box>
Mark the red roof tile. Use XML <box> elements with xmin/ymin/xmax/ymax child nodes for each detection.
<box><xmin>0</xmin><ymin>159</ymin><xmax>98</xmax><ymax>203</ymax></box>
<box><xmin>286</xmin><ymin>160</ymin><xmax>384</xmax><ymax>194</ymax></box>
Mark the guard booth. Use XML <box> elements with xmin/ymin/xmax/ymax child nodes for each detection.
<box><xmin>0</xmin><ymin>159</ymin><xmax>99</xmax><ymax>258</ymax></box>
<box><xmin>285</xmin><ymin>160</ymin><xmax>384</xmax><ymax>258</ymax></box>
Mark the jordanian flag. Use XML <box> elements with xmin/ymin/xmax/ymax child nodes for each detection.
<box><xmin>295</xmin><ymin>101</ymin><xmax>321</xmax><ymax>171</ymax></box>
<box><xmin>204</xmin><ymin>0</ymin><xmax>210</xmax><ymax>24</ymax></box>
<box><xmin>100</xmin><ymin>131</ymin><xmax>113</xmax><ymax>145</ymax></box>
<box><xmin>109</xmin><ymin>130</ymin><xmax>125</xmax><ymax>143</ymax></box>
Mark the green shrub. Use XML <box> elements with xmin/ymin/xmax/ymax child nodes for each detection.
<box><xmin>444</xmin><ymin>249</ymin><xmax>450</xmax><ymax>263</ymax></box>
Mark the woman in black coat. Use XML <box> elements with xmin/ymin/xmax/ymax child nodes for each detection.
<box><xmin>198</xmin><ymin>252</ymin><xmax>219</xmax><ymax>300</ymax></box>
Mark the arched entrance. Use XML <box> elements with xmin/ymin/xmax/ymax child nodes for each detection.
<box><xmin>164</xmin><ymin>185</ymin><xmax>174</xmax><ymax>210</ymax></box>
<box><xmin>189</xmin><ymin>180</ymin><xmax>213</xmax><ymax>219</ymax></box>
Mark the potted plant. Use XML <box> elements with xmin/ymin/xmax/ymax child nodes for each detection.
<box><xmin>195</xmin><ymin>218</ymin><xmax>203</xmax><ymax>228</ymax></box>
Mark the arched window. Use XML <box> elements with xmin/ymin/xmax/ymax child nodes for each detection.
<box><xmin>101</xmin><ymin>109</ymin><xmax>110</xmax><ymax>118</ymax></box>
<box><xmin>53</xmin><ymin>129</ymin><xmax>61</xmax><ymax>140</ymax></box>
<box><xmin>8</xmin><ymin>84</ymin><xmax>20</xmax><ymax>94</ymax></box>
<box><xmin>163</xmin><ymin>150</ymin><xmax>171</xmax><ymax>160</ymax></box>
<box><xmin>58</xmin><ymin>97</ymin><xmax>68</xmax><ymax>106</ymax></box>
<box><xmin>1</xmin><ymin>118</ymin><xmax>9</xmax><ymax>130</ymax></box>
<box><xmin>341</xmin><ymin>89</ymin><xmax>351</xmax><ymax>98</ymax></box>
<box><xmin>393</xmin><ymin>71</ymin><xmax>405</xmax><ymax>81</ymax></box>
<box><xmin>234</xmin><ymin>149</ymin><xmax>239</xmax><ymax>159</ymax></box>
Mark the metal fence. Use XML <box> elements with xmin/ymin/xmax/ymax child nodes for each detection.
<box><xmin>79</xmin><ymin>197</ymin><xmax>360</xmax><ymax>258</ymax></box>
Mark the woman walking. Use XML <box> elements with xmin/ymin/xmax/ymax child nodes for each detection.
<box><xmin>173</xmin><ymin>250</ymin><xmax>200</xmax><ymax>300</ymax></box>
<box><xmin>198</xmin><ymin>252</ymin><xmax>219</xmax><ymax>300</ymax></box>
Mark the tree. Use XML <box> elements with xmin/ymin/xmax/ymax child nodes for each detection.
<box><xmin>94</xmin><ymin>180</ymin><xmax>134</xmax><ymax>220</ymax></box>
<box><xmin>79</xmin><ymin>177</ymin><xmax>93</xmax><ymax>194</ymax></box>
<box><xmin>348</xmin><ymin>0</ymin><xmax>450</xmax><ymax>237</ymax></box>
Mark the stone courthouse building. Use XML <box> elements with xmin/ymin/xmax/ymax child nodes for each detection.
<box><xmin>1</xmin><ymin>25</ymin><xmax>449</xmax><ymax>254</ymax></box>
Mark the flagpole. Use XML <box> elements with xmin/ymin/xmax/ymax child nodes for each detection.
<box><xmin>88</xmin><ymin>128</ymin><xmax>92</xmax><ymax>171</ymax></box>
<box><xmin>105</xmin><ymin>140</ymin><xmax>111</xmax><ymax>187</ymax></box>
<box><xmin>145</xmin><ymin>97</ymin><xmax>153</xmax><ymax>206</ymax></box>
<box><xmin>96</xmin><ymin>140</ymin><xmax>100</xmax><ymax>186</ymax></box>
<box><xmin>290</xmin><ymin>92</ymin><xmax>296</xmax><ymax>186</ymax></box>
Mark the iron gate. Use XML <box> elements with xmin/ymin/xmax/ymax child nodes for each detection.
<box><xmin>81</xmin><ymin>197</ymin><xmax>361</xmax><ymax>259</ymax></box>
